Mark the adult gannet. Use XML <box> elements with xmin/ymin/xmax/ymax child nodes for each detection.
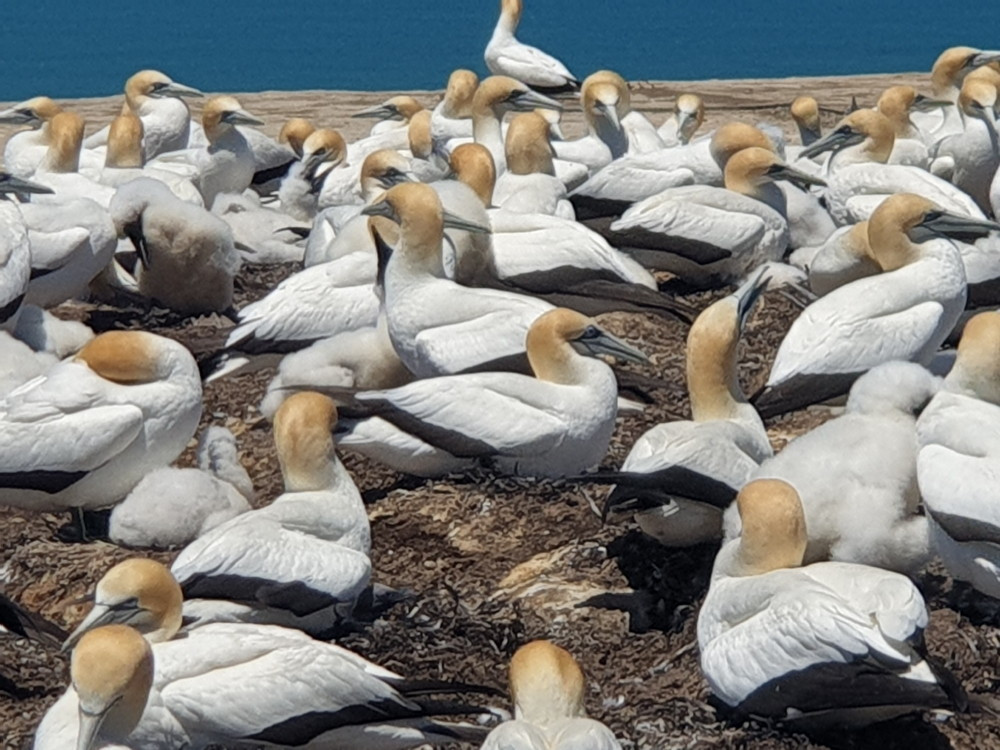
<box><xmin>26</xmin><ymin>110</ymin><xmax>116</xmax><ymax>207</ymax></box>
<box><xmin>0</xmin><ymin>174</ymin><xmax>53</xmax><ymax>330</ymax></box>
<box><xmin>471</xmin><ymin>75</ymin><xmax>563</xmax><ymax>173</ymax></box>
<box><xmin>875</xmin><ymin>86</ymin><xmax>945</xmax><ymax>167</ymax></box>
<box><xmin>700</xmin><ymin>478</ymin><xmax>966</xmax><ymax>727</ymax></box>
<box><xmin>431</xmin><ymin>69</ymin><xmax>479</xmax><ymax>142</ymax></box>
<box><xmin>916</xmin><ymin>311</ymin><xmax>1000</xmax><ymax>598</ymax></box>
<box><xmin>366</xmin><ymin>183</ymin><xmax>556</xmax><ymax>377</ymax></box>
<box><xmin>551</xmin><ymin>71</ymin><xmax>629</xmax><ymax>174</ymax></box>
<box><xmin>931</xmin><ymin>77</ymin><xmax>999</xmax><ymax>213</ymax></box>
<box><xmin>108</xmin><ymin>426</ymin><xmax>253</xmax><ymax>548</ymax></box>
<box><xmin>803</xmin><ymin>221</ymin><xmax>880</xmax><ymax>295</ymax></box>
<box><xmin>276</xmin><ymin>128</ymin><xmax>348</xmax><ymax>221</ymax></box>
<box><xmin>0</xmin><ymin>331</ymin><xmax>201</xmax><ymax>536</ymax></box>
<box><xmin>790</xmin><ymin>96</ymin><xmax>822</xmax><ymax>147</ymax></box>
<box><xmin>657</xmin><ymin>94</ymin><xmax>705</xmax><ymax>147</ymax></box>
<box><xmin>277</xmin><ymin>117</ymin><xmax>315</xmax><ymax>158</ymax></box>
<box><xmin>337</xmin><ymin>305</ymin><xmax>645</xmax><ymax>478</ymax></box>
<box><xmin>353</xmin><ymin>95</ymin><xmax>425</xmax><ymax>136</ymax></box>
<box><xmin>83</xmin><ymin>70</ymin><xmax>203</xmax><ymax>159</ymax></box>
<box><xmin>47</xmin><ymin>560</ymin><xmax>494</xmax><ymax>749</ymax></box>
<box><xmin>406</xmin><ymin>110</ymin><xmax>450</xmax><ymax>183</ymax></box>
<box><xmin>799</xmin><ymin>109</ymin><xmax>983</xmax><ymax>224</ymax></box>
<box><xmin>914</xmin><ymin>46</ymin><xmax>1000</xmax><ymax>137</ymax></box>
<box><xmin>485</xmin><ymin>0</ymin><xmax>579</xmax><ymax>95</ymax></box>
<box><xmin>0</xmin><ymin>96</ymin><xmax>64</xmax><ymax>178</ymax></box>
<box><xmin>495</xmin><ymin>112</ymin><xmax>574</xmax><ymax>218</ymax></box>
<box><xmin>482</xmin><ymin>640</ymin><xmax>622</xmax><ymax>750</ymax></box>
<box><xmin>608</xmin><ymin>146</ymin><xmax>824</xmax><ymax>285</ymax></box>
<box><xmin>172</xmin><ymin>393</ymin><xmax>370</xmax><ymax>635</ymax></box>
<box><xmin>211</xmin><ymin>191</ymin><xmax>310</xmax><ymax>264</ymax></box>
<box><xmin>755</xmin><ymin>194</ymin><xmax>997</xmax><ymax>417</ymax></box>
<box><xmin>600</xmin><ymin>271</ymin><xmax>772</xmax><ymax>546</ymax></box>
<box><xmin>110</xmin><ymin>178</ymin><xmax>241</xmax><ymax>315</ymax></box>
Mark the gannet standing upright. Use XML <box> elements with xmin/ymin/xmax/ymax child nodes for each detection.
<box><xmin>472</xmin><ymin>76</ymin><xmax>563</xmax><ymax>173</ymax></box>
<box><xmin>485</xmin><ymin>0</ymin><xmax>580</xmax><ymax>96</ymax></box>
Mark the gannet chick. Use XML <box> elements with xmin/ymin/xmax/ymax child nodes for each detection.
<box><xmin>658</xmin><ymin>94</ymin><xmax>705</xmax><ymax>147</ymax></box>
<box><xmin>701</xmin><ymin>479</ymin><xmax>966</xmax><ymax>727</ymax></box>
<box><xmin>917</xmin><ymin>312</ymin><xmax>1000</xmax><ymax>598</ymax></box>
<box><xmin>495</xmin><ymin>111</ymin><xmax>573</xmax><ymax>218</ymax></box>
<box><xmin>932</xmin><ymin>77</ymin><xmax>999</xmax><ymax>212</ymax></box>
<box><xmin>0</xmin><ymin>96</ymin><xmax>64</xmax><ymax>178</ymax></box>
<box><xmin>601</xmin><ymin>271</ymin><xmax>772</xmax><ymax>546</ymax></box>
<box><xmin>609</xmin><ymin>146</ymin><xmax>824</xmax><ymax>286</ymax></box>
<box><xmin>277</xmin><ymin>128</ymin><xmax>348</xmax><ymax>221</ymax></box>
<box><xmin>0</xmin><ymin>173</ymin><xmax>52</xmax><ymax>330</ymax></box>
<box><xmin>337</xmin><ymin>306</ymin><xmax>648</xmax><ymax>478</ymax></box>
<box><xmin>172</xmin><ymin>393</ymin><xmax>371</xmax><ymax>635</ymax></box>
<box><xmin>109</xmin><ymin>426</ymin><xmax>253</xmax><ymax>548</ymax></box>
<box><xmin>0</xmin><ymin>331</ymin><xmax>202</xmax><ymax>536</ymax></box>
<box><xmin>472</xmin><ymin>75</ymin><xmax>563</xmax><ymax>172</ymax></box>
<box><xmin>484</xmin><ymin>0</ymin><xmax>579</xmax><ymax>96</ymax></box>
<box><xmin>55</xmin><ymin>559</ymin><xmax>492</xmax><ymax>748</ymax></box>
<box><xmin>482</xmin><ymin>640</ymin><xmax>622</xmax><ymax>749</ymax></box>
<box><xmin>431</xmin><ymin>69</ymin><xmax>479</xmax><ymax>141</ymax></box>
<box><xmin>110</xmin><ymin>177</ymin><xmax>240</xmax><ymax>315</ymax></box>
<box><xmin>790</xmin><ymin>96</ymin><xmax>822</xmax><ymax>146</ymax></box>
<box><xmin>755</xmin><ymin>193</ymin><xmax>999</xmax><ymax>417</ymax></box>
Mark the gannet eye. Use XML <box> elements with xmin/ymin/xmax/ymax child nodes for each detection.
<box><xmin>579</xmin><ymin>325</ymin><xmax>601</xmax><ymax>340</ymax></box>
<box><xmin>835</xmin><ymin>125</ymin><xmax>854</xmax><ymax>136</ymax></box>
<box><xmin>923</xmin><ymin>210</ymin><xmax>943</xmax><ymax>222</ymax></box>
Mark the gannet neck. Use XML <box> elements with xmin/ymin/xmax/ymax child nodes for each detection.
<box><xmin>525</xmin><ymin>308</ymin><xmax>610</xmax><ymax>385</ymax></box>
<box><xmin>709</xmin><ymin>123</ymin><xmax>773</xmax><ymax>169</ymax></box>
<box><xmin>509</xmin><ymin>640</ymin><xmax>587</xmax><ymax>726</ymax></box>
<box><xmin>367</xmin><ymin>182</ymin><xmax>448</xmax><ymax>276</ymax></box>
<box><xmin>723</xmin><ymin>147</ymin><xmax>788</xmax><ymax>213</ymax></box>
<box><xmin>43</xmin><ymin>110</ymin><xmax>84</xmax><ymax>173</ymax></box>
<box><xmin>582</xmin><ymin>71</ymin><xmax>629</xmax><ymax>155</ymax></box>
<box><xmin>833</xmin><ymin>110</ymin><xmax>895</xmax><ymax>166</ymax></box>
<box><xmin>790</xmin><ymin>96</ymin><xmax>821</xmax><ymax>145</ymax></box>
<box><xmin>278</xmin><ymin>118</ymin><xmax>316</xmax><ymax>158</ymax></box>
<box><xmin>408</xmin><ymin>110</ymin><xmax>434</xmax><ymax>159</ymax></box>
<box><xmin>877</xmin><ymin>86</ymin><xmax>918</xmax><ymax>137</ymax></box>
<box><xmin>450</xmin><ymin>143</ymin><xmax>496</xmax><ymax>205</ymax></box>
<box><xmin>686</xmin><ymin>297</ymin><xmax>746</xmax><ymax>422</ymax></box>
<box><xmin>866</xmin><ymin>193</ymin><xmax>936</xmax><ymax>271</ymax></box>
<box><xmin>106</xmin><ymin>111</ymin><xmax>145</xmax><ymax>168</ymax></box>
<box><xmin>442</xmin><ymin>69</ymin><xmax>479</xmax><ymax>118</ymax></box>
<box><xmin>733</xmin><ymin>479</ymin><xmax>807</xmax><ymax>576</ymax></box>
<box><xmin>71</xmin><ymin>625</ymin><xmax>154</xmax><ymax>750</ymax></box>
<box><xmin>274</xmin><ymin>391</ymin><xmax>347</xmax><ymax>491</ymax></box>
<box><xmin>947</xmin><ymin>311</ymin><xmax>1000</xmax><ymax>404</ymax></box>
<box><xmin>201</xmin><ymin>96</ymin><xmax>260</xmax><ymax>144</ymax></box>
<box><xmin>495</xmin><ymin>0</ymin><xmax>522</xmax><ymax>37</ymax></box>
<box><xmin>472</xmin><ymin>82</ymin><xmax>509</xmax><ymax>168</ymax></box>
<box><xmin>932</xmin><ymin>46</ymin><xmax>979</xmax><ymax>99</ymax></box>
<box><xmin>505</xmin><ymin>112</ymin><xmax>554</xmax><ymax>175</ymax></box>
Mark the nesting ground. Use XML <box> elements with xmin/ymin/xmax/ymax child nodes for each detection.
<box><xmin>4</xmin><ymin>74</ymin><xmax>1000</xmax><ymax>750</ymax></box>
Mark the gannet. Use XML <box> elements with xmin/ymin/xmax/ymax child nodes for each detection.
<box><xmin>275</xmin><ymin>128</ymin><xmax>348</xmax><ymax>221</ymax></box>
<box><xmin>0</xmin><ymin>331</ymin><xmax>57</xmax><ymax>398</ymax></box>
<box><xmin>657</xmin><ymin>94</ymin><xmax>705</xmax><ymax>147</ymax></box>
<box><xmin>608</xmin><ymin>146</ymin><xmax>824</xmax><ymax>285</ymax></box>
<box><xmin>551</xmin><ymin>71</ymin><xmax>629</xmax><ymax>174</ymax></box>
<box><xmin>431</xmin><ymin>69</ymin><xmax>479</xmax><ymax>142</ymax></box>
<box><xmin>482</xmin><ymin>640</ymin><xmax>622</xmax><ymax>750</ymax></box>
<box><xmin>211</xmin><ymin>191</ymin><xmax>310</xmax><ymax>264</ymax></box>
<box><xmin>875</xmin><ymin>86</ymin><xmax>948</xmax><ymax>167</ymax></box>
<box><xmin>11</xmin><ymin>303</ymin><xmax>93</xmax><ymax>360</ymax></box>
<box><xmin>0</xmin><ymin>331</ymin><xmax>201</xmax><ymax>537</ymax></box>
<box><xmin>406</xmin><ymin>110</ymin><xmax>450</xmax><ymax>183</ymax></box>
<box><xmin>26</xmin><ymin>110</ymin><xmax>116</xmax><ymax>207</ymax></box>
<box><xmin>110</xmin><ymin>177</ymin><xmax>241</xmax><ymax>315</ymax></box>
<box><xmin>47</xmin><ymin>560</ymin><xmax>493</xmax><ymax>749</ymax></box>
<box><xmin>600</xmin><ymin>271</ymin><xmax>772</xmax><ymax>546</ymax></box>
<box><xmin>352</xmin><ymin>95</ymin><xmax>424</xmax><ymax>136</ymax></box>
<box><xmin>472</xmin><ymin>75</ymin><xmax>563</xmax><ymax>173</ymax></box>
<box><xmin>916</xmin><ymin>311</ymin><xmax>1000</xmax><ymax>598</ymax></box>
<box><xmin>495</xmin><ymin>112</ymin><xmax>574</xmax><ymax>218</ymax></box>
<box><xmin>0</xmin><ymin>174</ymin><xmax>53</xmax><ymax>330</ymax></box>
<box><xmin>171</xmin><ymin>393</ymin><xmax>370</xmax><ymax>635</ymax></box>
<box><xmin>276</xmin><ymin>117</ymin><xmax>315</xmax><ymax>158</ymax></box>
<box><xmin>755</xmin><ymin>194</ymin><xmax>997</xmax><ymax>417</ymax></box>
<box><xmin>337</xmin><ymin>306</ymin><xmax>647</xmax><ymax>478</ymax></box>
<box><xmin>485</xmin><ymin>0</ymin><xmax>579</xmax><ymax>95</ymax></box>
<box><xmin>914</xmin><ymin>46</ymin><xmax>1000</xmax><ymax>137</ymax></box>
<box><xmin>0</xmin><ymin>96</ymin><xmax>64</xmax><ymax>178</ymax></box>
<box><xmin>108</xmin><ymin>426</ymin><xmax>253</xmax><ymax>549</ymax></box>
<box><xmin>799</xmin><ymin>109</ymin><xmax>983</xmax><ymax>224</ymax></box>
<box><xmin>316</xmin><ymin>138</ymin><xmax>418</xmax><ymax>215</ymax></box>
<box><xmin>700</xmin><ymin>479</ymin><xmax>966</xmax><ymax>727</ymax></box>
<box><xmin>804</xmin><ymin>221</ymin><xmax>880</xmax><ymax>295</ymax></box>
<box><xmin>242</xmin><ymin>117</ymin><xmax>316</xmax><ymax>195</ymax></box>
<box><xmin>931</xmin><ymin>77</ymin><xmax>999</xmax><ymax>213</ymax></box>
<box><xmin>790</xmin><ymin>96</ymin><xmax>822</xmax><ymax>147</ymax></box>
<box><xmin>83</xmin><ymin>70</ymin><xmax>203</xmax><ymax>159</ymax></box>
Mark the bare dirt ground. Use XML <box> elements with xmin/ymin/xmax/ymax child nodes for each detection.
<box><xmin>5</xmin><ymin>72</ymin><xmax>1000</xmax><ymax>750</ymax></box>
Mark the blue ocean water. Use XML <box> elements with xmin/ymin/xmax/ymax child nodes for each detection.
<box><xmin>0</xmin><ymin>1</ymin><xmax>995</xmax><ymax>100</ymax></box>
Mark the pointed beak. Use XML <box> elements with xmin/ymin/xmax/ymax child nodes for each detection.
<box><xmin>911</xmin><ymin>94</ymin><xmax>952</xmax><ymax>113</ymax></box>
<box><xmin>352</xmin><ymin>103</ymin><xmax>397</xmax><ymax>120</ymax></box>
<box><xmin>121</xmin><ymin>220</ymin><xmax>150</xmax><ymax>268</ymax></box>
<box><xmin>767</xmin><ymin>162</ymin><xmax>827</xmax><ymax>190</ymax></box>
<box><xmin>798</xmin><ymin>127</ymin><xmax>862</xmax><ymax>160</ymax></box>
<box><xmin>513</xmin><ymin>89</ymin><xmax>563</xmax><ymax>113</ymax></box>
<box><xmin>301</xmin><ymin>149</ymin><xmax>329</xmax><ymax>176</ymax></box>
<box><xmin>222</xmin><ymin>108</ymin><xmax>264</xmax><ymax>127</ymax></box>
<box><xmin>734</xmin><ymin>267</ymin><xmax>770</xmax><ymax>328</ymax></box>
<box><xmin>921</xmin><ymin>210</ymin><xmax>1000</xmax><ymax>239</ymax></box>
<box><xmin>360</xmin><ymin>199</ymin><xmax>397</xmax><ymax>222</ymax></box>
<box><xmin>158</xmin><ymin>81</ymin><xmax>203</xmax><ymax>99</ymax></box>
<box><xmin>0</xmin><ymin>174</ymin><xmax>54</xmax><ymax>195</ymax></box>
<box><xmin>602</xmin><ymin>487</ymin><xmax>674</xmax><ymax>522</ymax></box>
<box><xmin>0</xmin><ymin>107</ymin><xmax>40</xmax><ymax>126</ymax></box>
<box><xmin>572</xmin><ymin>328</ymin><xmax>650</xmax><ymax>364</ymax></box>
<box><xmin>442</xmin><ymin>208</ymin><xmax>491</xmax><ymax>234</ymax></box>
<box><xmin>597</xmin><ymin>100</ymin><xmax>621</xmax><ymax>132</ymax></box>
<box><xmin>76</xmin><ymin>705</ymin><xmax>111</xmax><ymax>750</ymax></box>
<box><xmin>971</xmin><ymin>51</ymin><xmax>1000</xmax><ymax>69</ymax></box>
<box><xmin>62</xmin><ymin>604</ymin><xmax>118</xmax><ymax>654</ymax></box>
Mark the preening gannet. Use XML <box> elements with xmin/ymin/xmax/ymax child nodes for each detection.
<box><xmin>48</xmin><ymin>559</ymin><xmax>493</xmax><ymax>749</ymax></box>
<box><xmin>431</xmin><ymin>69</ymin><xmax>479</xmax><ymax>142</ymax></box>
<box><xmin>657</xmin><ymin>94</ymin><xmax>705</xmax><ymax>147</ymax></box>
<box><xmin>495</xmin><ymin>111</ymin><xmax>574</xmax><ymax>218</ymax></box>
<box><xmin>482</xmin><ymin>640</ymin><xmax>622</xmax><ymax>750</ymax></box>
<box><xmin>700</xmin><ymin>479</ymin><xmax>966</xmax><ymax>727</ymax></box>
<box><xmin>755</xmin><ymin>194</ymin><xmax>997</xmax><ymax>417</ymax></box>
<box><xmin>108</xmin><ymin>426</ymin><xmax>253</xmax><ymax>549</ymax></box>
<box><xmin>874</xmin><ymin>86</ymin><xmax>947</xmax><ymax>168</ymax></box>
<box><xmin>0</xmin><ymin>331</ymin><xmax>202</xmax><ymax>534</ymax></box>
<box><xmin>608</xmin><ymin>146</ymin><xmax>824</xmax><ymax>285</ymax></box>
<box><xmin>600</xmin><ymin>270</ymin><xmax>772</xmax><ymax>546</ymax></box>
<box><xmin>472</xmin><ymin>75</ymin><xmax>563</xmax><ymax>173</ymax></box>
<box><xmin>917</xmin><ymin>311</ymin><xmax>1000</xmax><ymax>598</ymax></box>
<box><xmin>485</xmin><ymin>0</ymin><xmax>579</xmax><ymax>96</ymax></box>
<box><xmin>406</xmin><ymin>110</ymin><xmax>450</xmax><ymax>183</ymax></box>
<box><xmin>790</xmin><ymin>96</ymin><xmax>822</xmax><ymax>147</ymax></box>
<box><xmin>277</xmin><ymin>128</ymin><xmax>348</xmax><ymax>221</ymax></box>
<box><xmin>110</xmin><ymin>177</ymin><xmax>241</xmax><ymax>315</ymax></box>
<box><xmin>336</xmin><ymin>306</ymin><xmax>647</xmax><ymax>478</ymax></box>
